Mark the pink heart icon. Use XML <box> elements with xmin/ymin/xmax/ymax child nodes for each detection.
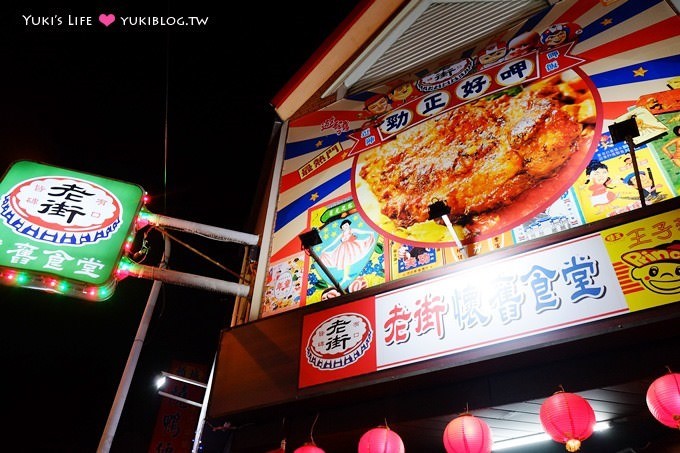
<box><xmin>99</xmin><ymin>13</ymin><xmax>115</xmax><ymax>27</ymax></box>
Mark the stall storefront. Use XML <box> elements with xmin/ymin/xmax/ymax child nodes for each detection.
<box><xmin>208</xmin><ymin>1</ymin><xmax>680</xmax><ymax>451</ymax></box>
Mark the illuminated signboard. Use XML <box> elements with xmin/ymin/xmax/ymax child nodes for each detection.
<box><xmin>299</xmin><ymin>208</ymin><xmax>680</xmax><ymax>388</ymax></box>
<box><xmin>0</xmin><ymin>160</ymin><xmax>145</xmax><ymax>300</ymax></box>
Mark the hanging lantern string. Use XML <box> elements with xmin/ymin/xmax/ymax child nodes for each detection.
<box><xmin>310</xmin><ymin>412</ymin><xmax>320</xmax><ymax>444</ymax></box>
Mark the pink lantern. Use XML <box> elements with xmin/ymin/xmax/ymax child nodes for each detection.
<box><xmin>358</xmin><ymin>426</ymin><xmax>405</xmax><ymax>453</ymax></box>
<box><xmin>540</xmin><ymin>391</ymin><xmax>595</xmax><ymax>452</ymax></box>
<box><xmin>294</xmin><ymin>442</ymin><xmax>325</xmax><ymax>453</ymax></box>
<box><xmin>442</xmin><ymin>413</ymin><xmax>492</xmax><ymax>453</ymax></box>
<box><xmin>646</xmin><ymin>371</ymin><xmax>680</xmax><ymax>429</ymax></box>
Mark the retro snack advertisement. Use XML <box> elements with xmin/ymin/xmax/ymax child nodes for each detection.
<box><xmin>263</xmin><ymin>0</ymin><xmax>680</xmax><ymax>318</ymax></box>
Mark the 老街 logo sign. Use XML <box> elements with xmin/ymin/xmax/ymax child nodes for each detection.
<box><xmin>305</xmin><ymin>313</ymin><xmax>373</xmax><ymax>370</ymax></box>
<box><xmin>1</xmin><ymin>176</ymin><xmax>123</xmax><ymax>246</ymax></box>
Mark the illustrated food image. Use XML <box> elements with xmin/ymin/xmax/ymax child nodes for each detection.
<box><xmin>356</xmin><ymin>69</ymin><xmax>596</xmax><ymax>243</ymax></box>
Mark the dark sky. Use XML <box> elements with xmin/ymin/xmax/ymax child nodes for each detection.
<box><xmin>0</xmin><ymin>1</ymin><xmax>360</xmax><ymax>451</ymax></box>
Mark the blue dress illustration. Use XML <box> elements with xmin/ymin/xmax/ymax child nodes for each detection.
<box><xmin>317</xmin><ymin>219</ymin><xmax>376</xmax><ymax>287</ymax></box>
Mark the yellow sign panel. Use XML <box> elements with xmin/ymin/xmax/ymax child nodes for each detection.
<box><xmin>600</xmin><ymin>208</ymin><xmax>680</xmax><ymax>311</ymax></box>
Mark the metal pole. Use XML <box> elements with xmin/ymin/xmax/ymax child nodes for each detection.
<box><xmin>625</xmin><ymin>136</ymin><xmax>647</xmax><ymax>207</ymax></box>
<box><xmin>307</xmin><ymin>247</ymin><xmax>347</xmax><ymax>294</ymax></box>
<box><xmin>145</xmin><ymin>212</ymin><xmax>259</xmax><ymax>246</ymax></box>
<box><xmin>128</xmin><ymin>263</ymin><xmax>251</xmax><ymax>298</ymax></box>
<box><xmin>441</xmin><ymin>214</ymin><xmax>468</xmax><ymax>258</ymax></box>
<box><xmin>192</xmin><ymin>356</ymin><xmax>216</xmax><ymax>453</ymax></box>
<box><xmin>157</xmin><ymin>391</ymin><xmax>204</xmax><ymax>408</ymax></box>
<box><xmin>97</xmin><ymin>216</ymin><xmax>258</xmax><ymax>450</ymax></box>
<box><xmin>161</xmin><ymin>370</ymin><xmax>208</xmax><ymax>388</ymax></box>
<box><xmin>97</xmin><ymin>236</ymin><xmax>171</xmax><ymax>453</ymax></box>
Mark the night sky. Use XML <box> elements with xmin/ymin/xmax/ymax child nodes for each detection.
<box><xmin>0</xmin><ymin>1</ymin><xmax>360</xmax><ymax>451</ymax></box>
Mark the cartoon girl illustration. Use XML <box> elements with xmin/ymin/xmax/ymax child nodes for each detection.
<box><xmin>319</xmin><ymin>219</ymin><xmax>376</xmax><ymax>285</ymax></box>
<box><xmin>584</xmin><ymin>159</ymin><xmax>617</xmax><ymax>211</ymax></box>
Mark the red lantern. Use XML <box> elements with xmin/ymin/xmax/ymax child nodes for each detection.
<box><xmin>358</xmin><ymin>426</ymin><xmax>405</xmax><ymax>453</ymax></box>
<box><xmin>646</xmin><ymin>371</ymin><xmax>680</xmax><ymax>429</ymax></box>
<box><xmin>442</xmin><ymin>413</ymin><xmax>492</xmax><ymax>453</ymax></box>
<box><xmin>294</xmin><ymin>442</ymin><xmax>325</xmax><ymax>453</ymax></box>
<box><xmin>539</xmin><ymin>391</ymin><xmax>595</xmax><ymax>452</ymax></box>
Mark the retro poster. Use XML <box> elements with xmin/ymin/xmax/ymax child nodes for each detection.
<box><xmin>646</xmin><ymin>108</ymin><xmax>680</xmax><ymax>191</ymax></box>
<box><xmin>511</xmin><ymin>189</ymin><xmax>585</xmax><ymax>243</ymax></box>
<box><xmin>301</xmin><ymin>195</ymin><xmax>385</xmax><ymax>306</ymax></box>
<box><xmin>265</xmin><ymin>0</ymin><xmax>680</xmax><ymax>317</ymax></box>
<box><xmin>261</xmin><ymin>252</ymin><xmax>306</xmax><ymax>317</ymax></box>
<box><xmin>572</xmin><ymin>134</ymin><xmax>673</xmax><ymax>222</ymax></box>
<box><xmin>389</xmin><ymin>240</ymin><xmax>444</xmax><ymax>281</ymax></box>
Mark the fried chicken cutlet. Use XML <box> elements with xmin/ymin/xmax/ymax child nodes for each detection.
<box><xmin>358</xmin><ymin>76</ymin><xmax>589</xmax><ymax>229</ymax></box>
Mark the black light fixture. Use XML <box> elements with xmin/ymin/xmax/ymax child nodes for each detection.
<box><xmin>428</xmin><ymin>199</ymin><xmax>451</xmax><ymax>220</ymax></box>
<box><xmin>299</xmin><ymin>228</ymin><xmax>323</xmax><ymax>248</ymax></box>
<box><xmin>427</xmin><ymin>199</ymin><xmax>467</xmax><ymax>258</ymax></box>
<box><xmin>608</xmin><ymin>116</ymin><xmax>639</xmax><ymax>143</ymax></box>
<box><xmin>298</xmin><ymin>228</ymin><xmax>346</xmax><ymax>295</ymax></box>
<box><xmin>608</xmin><ymin>116</ymin><xmax>646</xmax><ymax>206</ymax></box>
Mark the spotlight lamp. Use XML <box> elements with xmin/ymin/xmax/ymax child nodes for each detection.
<box><xmin>608</xmin><ymin>116</ymin><xmax>646</xmax><ymax>206</ymax></box>
<box><xmin>607</xmin><ymin>116</ymin><xmax>639</xmax><ymax>144</ymax></box>
<box><xmin>155</xmin><ymin>375</ymin><xmax>167</xmax><ymax>389</ymax></box>
<box><xmin>428</xmin><ymin>199</ymin><xmax>451</xmax><ymax>219</ymax></box>
<box><xmin>427</xmin><ymin>199</ymin><xmax>467</xmax><ymax>258</ymax></box>
<box><xmin>299</xmin><ymin>228</ymin><xmax>323</xmax><ymax>248</ymax></box>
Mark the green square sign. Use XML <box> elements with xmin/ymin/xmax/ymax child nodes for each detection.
<box><xmin>0</xmin><ymin>160</ymin><xmax>145</xmax><ymax>300</ymax></box>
